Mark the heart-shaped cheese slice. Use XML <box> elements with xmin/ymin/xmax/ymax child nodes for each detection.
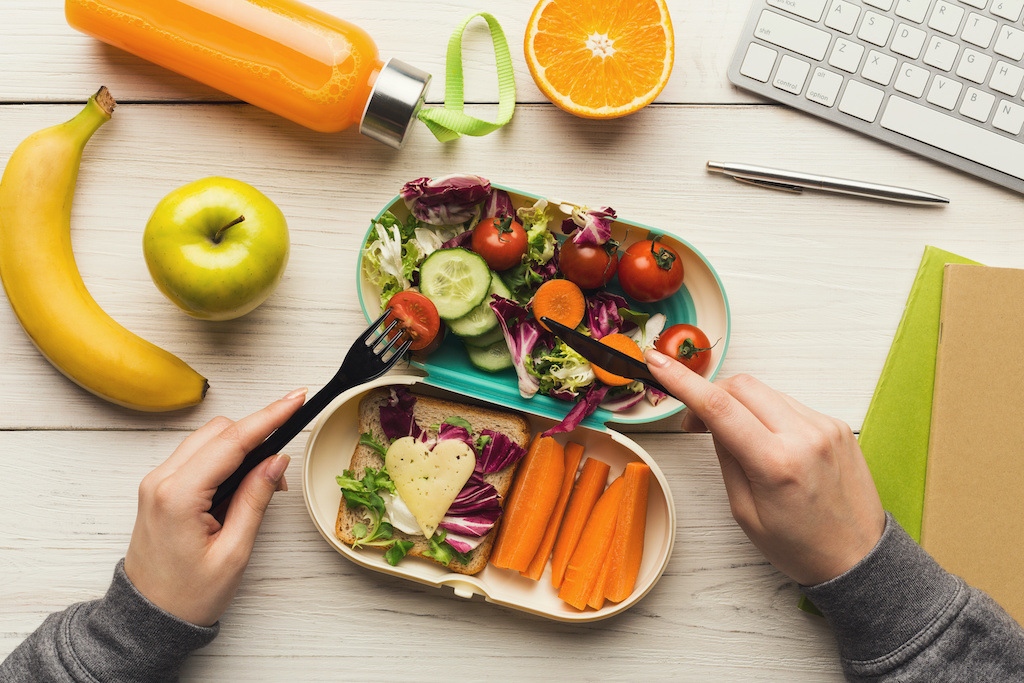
<box><xmin>384</xmin><ymin>436</ymin><xmax>476</xmax><ymax>538</ymax></box>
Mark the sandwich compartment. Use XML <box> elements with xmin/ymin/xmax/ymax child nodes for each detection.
<box><xmin>302</xmin><ymin>182</ymin><xmax>730</xmax><ymax>622</ymax></box>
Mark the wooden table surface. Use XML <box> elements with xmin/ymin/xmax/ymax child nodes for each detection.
<box><xmin>3</xmin><ymin>1</ymin><xmax>1023</xmax><ymax>680</ymax></box>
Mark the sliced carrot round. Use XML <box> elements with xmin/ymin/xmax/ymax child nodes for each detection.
<box><xmin>591</xmin><ymin>333</ymin><xmax>643</xmax><ymax>386</ymax></box>
<box><xmin>532</xmin><ymin>279</ymin><xmax>586</xmax><ymax>332</ymax></box>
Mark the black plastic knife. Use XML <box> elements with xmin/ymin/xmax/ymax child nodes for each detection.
<box><xmin>540</xmin><ymin>316</ymin><xmax>670</xmax><ymax>395</ymax></box>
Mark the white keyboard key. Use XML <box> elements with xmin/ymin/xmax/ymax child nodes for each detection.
<box><xmin>896</xmin><ymin>0</ymin><xmax>931</xmax><ymax>22</ymax></box>
<box><xmin>839</xmin><ymin>80</ymin><xmax>885</xmax><ymax>120</ymax></box>
<box><xmin>881</xmin><ymin>95</ymin><xmax>1024</xmax><ymax>180</ymax></box>
<box><xmin>994</xmin><ymin>25</ymin><xmax>1024</xmax><ymax>61</ymax></box>
<box><xmin>806</xmin><ymin>67</ymin><xmax>845</xmax><ymax>105</ymax></box>
<box><xmin>859</xmin><ymin>11</ymin><xmax>895</xmax><ymax>46</ymax></box>
<box><xmin>990</xmin><ymin>61</ymin><xmax>1024</xmax><ymax>96</ymax></box>
<box><xmin>892</xmin><ymin>23</ymin><xmax>928</xmax><ymax>58</ymax></box>
<box><xmin>774</xmin><ymin>55</ymin><xmax>812</xmax><ymax>93</ymax></box>
<box><xmin>927</xmin><ymin>74</ymin><xmax>964</xmax><ymax>108</ymax></box>
<box><xmin>991</xmin><ymin>0</ymin><xmax>1024</xmax><ymax>21</ymax></box>
<box><xmin>924</xmin><ymin>36</ymin><xmax>961</xmax><ymax>70</ymax></box>
<box><xmin>960</xmin><ymin>86</ymin><xmax>996</xmax><ymax>120</ymax></box>
<box><xmin>863</xmin><ymin>50</ymin><xmax>899</xmax><ymax>84</ymax></box>
<box><xmin>993</xmin><ymin>99</ymin><xmax>1024</xmax><ymax>133</ymax></box>
<box><xmin>740</xmin><ymin>43</ymin><xmax>779</xmax><ymax>82</ymax></box>
<box><xmin>895</xmin><ymin>63</ymin><xmax>931</xmax><ymax>96</ymax></box>
<box><xmin>825</xmin><ymin>0</ymin><xmax>861</xmax><ymax>33</ymax></box>
<box><xmin>956</xmin><ymin>48</ymin><xmax>993</xmax><ymax>83</ymax></box>
<box><xmin>929</xmin><ymin>1</ymin><xmax>966</xmax><ymax>35</ymax></box>
<box><xmin>767</xmin><ymin>0</ymin><xmax>828</xmax><ymax>21</ymax></box>
<box><xmin>829</xmin><ymin>37</ymin><xmax>866</xmax><ymax>72</ymax></box>
<box><xmin>961</xmin><ymin>12</ymin><xmax>997</xmax><ymax>48</ymax></box>
<box><xmin>864</xmin><ymin>0</ymin><xmax>894</xmax><ymax>9</ymax></box>
<box><xmin>958</xmin><ymin>0</ymin><xmax>988</xmax><ymax>7</ymax></box>
<box><xmin>755</xmin><ymin>10</ymin><xmax>832</xmax><ymax>60</ymax></box>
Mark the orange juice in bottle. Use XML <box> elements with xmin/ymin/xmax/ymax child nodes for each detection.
<box><xmin>66</xmin><ymin>0</ymin><xmax>431</xmax><ymax>147</ymax></box>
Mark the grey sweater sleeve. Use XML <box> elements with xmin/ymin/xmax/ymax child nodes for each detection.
<box><xmin>802</xmin><ymin>512</ymin><xmax>1024</xmax><ymax>682</ymax></box>
<box><xmin>0</xmin><ymin>559</ymin><xmax>218</xmax><ymax>683</ymax></box>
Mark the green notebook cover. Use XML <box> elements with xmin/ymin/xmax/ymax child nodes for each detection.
<box><xmin>799</xmin><ymin>246</ymin><xmax>978</xmax><ymax>616</ymax></box>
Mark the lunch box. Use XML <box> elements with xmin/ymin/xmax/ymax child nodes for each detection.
<box><xmin>302</xmin><ymin>182</ymin><xmax>730</xmax><ymax>622</ymax></box>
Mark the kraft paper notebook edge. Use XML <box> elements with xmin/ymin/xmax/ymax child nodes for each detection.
<box><xmin>920</xmin><ymin>263</ymin><xmax>1024</xmax><ymax>624</ymax></box>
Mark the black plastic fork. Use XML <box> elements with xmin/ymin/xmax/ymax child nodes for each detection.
<box><xmin>209</xmin><ymin>310</ymin><xmax>412</xmax><ymax>512</ymax></box>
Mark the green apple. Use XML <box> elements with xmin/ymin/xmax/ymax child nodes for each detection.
<box><xmin>143</xmin><ymin>177</ymin><xmax>290</xmax><ymax>321</ymax></box>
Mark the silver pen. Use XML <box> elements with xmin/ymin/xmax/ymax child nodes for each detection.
<box><xmin>706</xmin><ymin>161</ymin><xmax>949</xmax><ymax>205</ymax></box>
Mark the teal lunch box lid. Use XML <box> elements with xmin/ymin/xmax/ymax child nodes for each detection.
<box><xmin>356</xmin><ymin>181</ymin><xmax>731</xmax><ymax>433</ymax></box>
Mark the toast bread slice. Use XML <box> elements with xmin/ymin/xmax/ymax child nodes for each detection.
<box><xmin>336</xmin><ymin>387</ymin><xmax>531</xmax><ymax>575</ymax></box>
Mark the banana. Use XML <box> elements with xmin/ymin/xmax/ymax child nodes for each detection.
<box><xmin>0</xmin><ymin>87</ymin><xmax>207</xmax><ymax>411</ymax></box>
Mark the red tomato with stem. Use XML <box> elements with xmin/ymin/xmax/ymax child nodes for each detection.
<box><xmin>618</xmin><ymin>237</ymin><xmax>684</xmax><ymax>303</ymax></box>
<box><xmin>471</xmin><ymin>215</ymin><xmax>527</xmax><ymax>271</ymax></box>
<box><xmin>384</xmin><ymin>290</ymin><xmax>443</xmax><ymax>353</ymax></box>
<box><xmin>558</xmin><ymin>239</ymin><xmax>619</xmax><ymax>290</ymax></box>
<box><xmin>655</xmin><ymin>324</ymin><xmax>716</xmax><ymax>375</ymax></box>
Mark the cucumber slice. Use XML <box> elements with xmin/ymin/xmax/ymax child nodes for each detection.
<box><xmin>465</xmin><ymin>339</ymin><xmax>513</xmax><ymax>372</ymax></box>
<box><xmin>419</xmin><ymin>248</ymin><xmax>492</xmax><ymax>320</ymax></box>
<box><xmin>447</xmin><ymin>272</ymin><xmax>512</xmax><ymax>338</ymax></box>
<box><xmin>461</xmin><ymin>325</ymin><xmax>505</xmax><ymax>348</ymax></box>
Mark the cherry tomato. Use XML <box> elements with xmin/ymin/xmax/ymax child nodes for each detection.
<box><xmin>558</xmin><ymin>239</ymin><xmax>619</xmax><ymax>290</ymax></box>
<box><xmin>470</xmin><ymin>215</ymin><xmax>527</xmax><ymax>271</ymax></box>
<box><xmin>655</xmin><ymin>324</ymin><xmax>715</xmax><ymax>375</ymax></box>
<box><xmin>385</xmin><ymin>290</ymin><xmax>443</xmax><ymax>352</ymax></box>
<box><xmin>617</xmin><ymin>237</ymin><xmax>684</xmax><ymax>303</ymax></box>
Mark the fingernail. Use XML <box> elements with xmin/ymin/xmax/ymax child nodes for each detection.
<box><xmin>283</xmin><ymin>387</ymin><xmax>307</xmax><ymax>401</ymax></box>
<box><xmin>266</xmin><ymin>454</ymin><xmax>290</xmax><ymax>484</ymax></box>
<box><xmin>645</xmin><ymin>349</ymin><xmax>670</xmax><ymax>368</ymax></box>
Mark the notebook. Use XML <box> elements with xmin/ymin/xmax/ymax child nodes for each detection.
<box><xmin>921</xmin><ymin>263</ymin><xmax>1024</xmax><ymax>623</ymax></box>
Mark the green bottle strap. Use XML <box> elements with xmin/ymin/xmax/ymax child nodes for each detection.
<box><xmin>417</xmin><ymin>12</ymin><xmax>516</xmax><ymax>142</ymax></box>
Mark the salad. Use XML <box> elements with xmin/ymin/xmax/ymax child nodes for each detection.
<box><xmin>362</xmin><ymin>174</ymin><xmax>710</xmax><ymax>434</ymax></box>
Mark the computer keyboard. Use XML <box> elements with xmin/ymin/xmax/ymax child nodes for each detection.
<box><xmin>728</xmin><ymin>0</ymin><xmax>1024</xmax><ymax>194</ymax></box>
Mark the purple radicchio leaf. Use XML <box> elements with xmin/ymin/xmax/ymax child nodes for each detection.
<box><xmin>439</xmin><ymin>229</ymin><xmax>474</xmax><ymax>250</ymax></box>
<box><xmin>482</xmin><ymin>188</ymin><xmax>515</xmax><ymax>219</ymax></box>
<box><xmin>436</xmin><ymin>422</ymin><xmax>473</xmax><ymax>447</ymax></box>
<box><xmin>646</xmin><ymin>386</ymin><xmax>670</xmax><ymax>406</ymax></box>
<box><xmin>440</xmin><ymin>473</ymin><xmax>502</xmax><ymax>539</ymax></box>
<box><xmin>476</xmin><ymin>429</ymin><xmax>528</xmax><ymax>474</ymax></box>
<box><xmin>542</xmin><ymin>384</ymin><xmax>611</xmax><ymax>438</ymax></box>
<box><xmin>441</xmin><ymin>530</ymin><xmax>484</xmax><ymax>553</ymax></box>
<box><xmin>489</xmin><ymin>295</ymin><xmax>554</xmax><ymax>399</ymax></box>
<box><xmin>585</xmin><ymin>291</ymin><xmax>630</xmax><ymax>339</ymax></box>
<box><xmin>601</xmin><ymin>387</ymin><xmax>646</xmax><ymax>412</ymax></box>
<box><xmin>379</xmin><ymin>387</ymin><xmax>422</xmax><ymax>441</ymax></box>
<box><xmin>567</xmin><ymin>206</ymin><xmax>617</xmax><ymax>246</ymax></box>
<box><xmin>400</xmin><ymin>174</ymin><xmax>491</xmax><ymax>225</ymax></box>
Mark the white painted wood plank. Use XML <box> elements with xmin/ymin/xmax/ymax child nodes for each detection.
<box><xmin>2</xmin><ymin>102</ymin><xmax>1022</xmax><ymax>430</ymax></box>
<box><xmin>0</xmin><ymin>430</ymin><xmax>845</xmax><ymax>681</ymax></box>
<box><xmin>0</xmin><ymin>1</ymin><xmax>760</xmax><ymax>105</ymax></box>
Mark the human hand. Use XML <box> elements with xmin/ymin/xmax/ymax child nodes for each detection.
<box><xmin>645</xmin><ymin>350</ymin><xmax>885</xmax><ymax>586</ymax></box>
<box><xmin>123</xmin><ymin>388</ymin><xmax>307</xmax><ymax>626</ymax></box>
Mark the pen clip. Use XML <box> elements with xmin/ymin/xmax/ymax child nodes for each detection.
<box><xmin>732</xmin><ymin>176</ymin><xmax>804</xmax><ymax>194</ymax></box>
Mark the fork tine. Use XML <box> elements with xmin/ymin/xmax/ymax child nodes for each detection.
<box><xmin>358</xmin><ymin>309</ymin><xmax>392</xmax><ymax>343</ymax></box>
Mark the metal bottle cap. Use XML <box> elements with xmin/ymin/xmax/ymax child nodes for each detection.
<box><xmin>359</xmin><ymin>58</ymin><xmax>431</xmax><ymax>149</ymax></box>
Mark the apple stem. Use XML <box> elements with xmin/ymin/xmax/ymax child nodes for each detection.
<box><xmin>213</xmin><ymin>215</ymin><xmax>245</xmax><ymax>244</ymax></box>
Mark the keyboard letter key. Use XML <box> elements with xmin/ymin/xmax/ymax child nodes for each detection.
<box><xmin>829</xmin><ymin>37</ymin><xmax>866</xmax><ymax>72</ymax></box>
<box><xmin>839</xmin><ymin>80</ymin><xmax>885</xmax><ymax>121</ymax></box>
<box><xmin>960</xmin><ymin>87</ymin><xmax>996</xmax><ymax>121</ymax></box>
<box><xmin>755</xmin><ymin>10</ymin><xmax>832</xmax><ymax>60</ymax></box>
<box><xmin>895</xmin><ymin>0</ymin><xmax>931</xmax><ymax>23</ymax></box>
<box><xmin>923</xmin><ymin>35</ymin><xmax>960</xmax><ymax>71</ymax></box>
<box><xmin>961</xmin><ymin>12</ymin><xmax>997</xmax><ymax>48</ymax></box>
<box><xmin>956</xmin><ymin>48</ymin><xmax>993</xmax><ymax>84</ymax></box>
<box><xmin>990</xmin><ymin>61</ymin><xmax>1024</xmax><ymax>97</ymax></box>
<box><xmin>993</xmin><ymin>99</ymin><xmax>1024</xmax><ymax>135</ymax></box>
<box><xmin>926</xmin><ymin>74</ymin><xmax>964</xmax><ymax>109</ymax></box>
<box><xmin>859</xmin><ymin>12</ymin><xmax>895</xmax><ymax>46</ymax></box>
<box><xmin>825</xmin><ymin>0</ymin><xmax>861</xmax><ymax>34</ymax></box>
<box><xmin>928</xmin><ymin>1</ymin><xmax>965</xmax><ymax>35</ymax></box>
<box><xmin>892</xmin><ymin>23</ymin><xmax>928</xmax><ymax>58</ymax></box>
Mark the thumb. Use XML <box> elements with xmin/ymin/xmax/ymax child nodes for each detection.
<box><xmin>220</xmin><ymin>453</ymin><xmax>290</xmax><ymax>554</ymax></box>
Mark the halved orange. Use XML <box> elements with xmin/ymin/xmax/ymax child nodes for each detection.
<box><xmin>524</xmin><ymin>0</ymin><xmax>674</xmax><ymax>119</ymax></box>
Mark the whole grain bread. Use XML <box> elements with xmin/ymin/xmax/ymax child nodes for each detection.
<box><xmin>336</xmin><ymin>387</ymin><xmax>532</xmax><ymax>575</ymax></box>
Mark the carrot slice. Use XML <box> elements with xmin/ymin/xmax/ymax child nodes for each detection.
<box><xmin>590</xmin><ymin>333</ymin><xmax>644</xmax><ymax>386</ymax></box>
<box><xmin>521</xmin><ymin>441</ymin><xmax>586</xmax><ymax>581</ymax></box>
<box><xmin>532</xmin><ymin>279</ymin><xmax>585</xmax><ymax>332</ymax></box>
<box><xmin>550</xmin><ymin>457</ymin><xmax>611</xmax><ymax>588</ymax></box>
<box><xmin>604</xmin><ymin>462</ymin><xmax>652</xmax><ymax>603</ymax></box>
<box><xmin>490</xmin><ymin>435</ymin><xmax>565</xmax><ymax>572</ymax></box>
<box><xmin>587</xmin><ymin>557</ymin><xmax>611</xmax><ymax>611</ymax></box>
<box><xmin>557</xmin><ymin>476</ymin><xmax>625</xmax><ymax>610</ymax></box>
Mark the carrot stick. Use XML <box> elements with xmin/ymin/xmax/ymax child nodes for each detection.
<box><xmin>532</xmin><ymin>279</ymin><xmax>585</xmax><ymax>332</ymax></box>
<box><xmin>591</xmin><ymin>333</ymin><xmax>644</xmax><ymax>387</ymax></box>
<box><xmin>603</xmin><ymin>462</ymin><xmax>652</xmax><ymax>603</ymax></box>
<box><xmin>489</xmin><ymin>435</ymin><xmax>565</xmax><ymax>572</ymax></box>
<box><xmin>550</xmin><ymin>457</ymin><xmax>611</xmax><ymax>588</ymax></box>
<box><xmin>557</xmin><ymin>476</ymin><xmax>625</xmax><ymax>610</ymax></box>
<box><xmin>587</xmin><ymin>557</ymin><xmax>611</xmax><ymax>611</ymax></box>
<box><xmin>521</xmin><ymin>441</ymin><xmax>586</xmax><ymax>581</ymax></box>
